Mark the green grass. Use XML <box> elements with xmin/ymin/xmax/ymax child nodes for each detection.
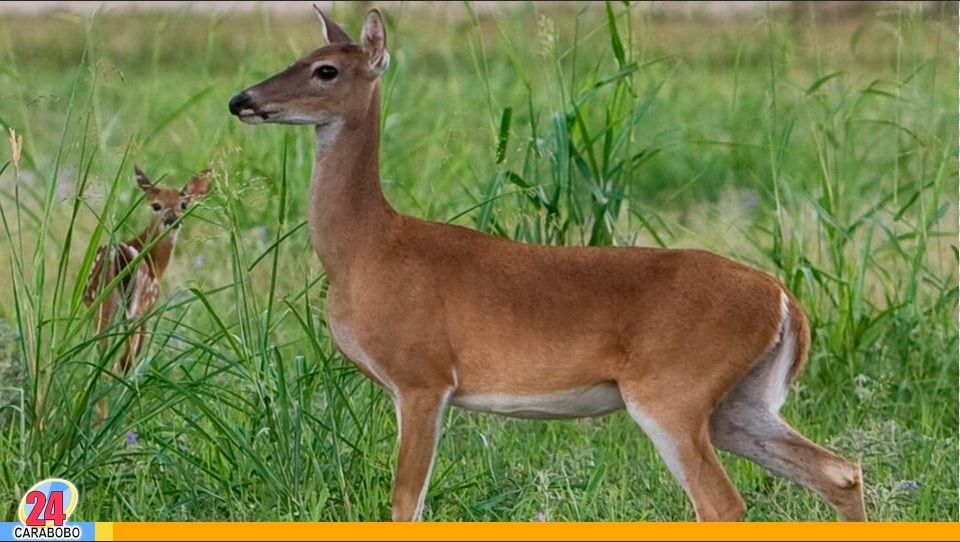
<box><xmin>0</xmin><ymin>0</ymin><xmax>956</xmax><ymax>522</ymax></box>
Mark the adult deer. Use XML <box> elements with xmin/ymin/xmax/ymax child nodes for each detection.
<box><xmin>83</xmin><ymin>166</ymin><xmax>210</xmax><ymax>382</ymax></box>
<box><xmin>228</xmin><ymin>7</ymin><xmax>867</xmax><ymax>522</ymax></box>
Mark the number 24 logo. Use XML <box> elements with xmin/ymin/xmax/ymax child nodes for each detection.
<box><xmin>18</xmin><ymin>479</ymin><xmax>79</xmax><ymax>527</ymax></box>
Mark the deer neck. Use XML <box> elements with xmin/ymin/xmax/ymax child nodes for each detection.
<box><xmin>309</xmin><ymin>81</ymin><xmax>396</xmax><ymax>283</ymax></box>
<box><xmin>135</xmin><ymin>219</ymin><xmax>178</xmax><ymax>279</ymax></box>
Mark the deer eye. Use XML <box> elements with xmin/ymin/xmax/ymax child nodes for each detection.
<box><xmin>313</xmin><ymin>64</ymin><xmax>339</xmax><ymax>81</ymax></box>
<box><xmin>151</xmin><ymin>203</ymin><xmax>162</xmax><ymax>212</ymax></box>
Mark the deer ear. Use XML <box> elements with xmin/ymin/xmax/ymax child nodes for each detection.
<box><xmin>134</xmin><ymin>165</ymin><xmax>155</xmax><ymax>192</ymax></box>
<box><xmin>361</xmin><ymin>8</ymin><xmax>389</xmax><ymax>75</ymax></box>
<box><xmin>182</xmin><ymin>169</ymin><xmax>212</xmax><ymax>199</ymax></box>
<box><xmin>314</xmin><ymin>4</ymin><xmax>352</xmax><ymax>45</ymax></box>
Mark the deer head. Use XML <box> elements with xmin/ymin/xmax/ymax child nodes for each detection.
<box><xmin>227</xmin><ymin>6</ymin><xmax>390</xmax><ymax>126</ymax></box>
<box><xmin>134</xmin><ymin>165</ymin><xmax>211</xmax><ymax>230</ymax></box>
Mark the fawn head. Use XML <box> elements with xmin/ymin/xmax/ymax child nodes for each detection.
<box><xmin>135</xmin><ymin>165</ymin><xmax>211</xmax><ymax>229</ymax></box>
<box><xmin>228</xmin><ymin>6</ymin><xmax>389</xmax><ymax>126</ymax></box>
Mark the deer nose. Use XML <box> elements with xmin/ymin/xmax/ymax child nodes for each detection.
<box><xmin>229</xmin><ymin>92</ymin><xmax>252</xmax><ymax>115</ymax></box>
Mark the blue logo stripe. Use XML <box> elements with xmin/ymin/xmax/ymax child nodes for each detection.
<box><xmin>0</xmin><ymin>522</ymin><xmax>95</xmax><ymax>541</ymax></box>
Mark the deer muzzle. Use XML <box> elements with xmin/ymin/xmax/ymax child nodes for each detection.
<box><xmin>228</xmin><ymin>92</ymin><xmax>268</xmax><ymax>124</ymax></box>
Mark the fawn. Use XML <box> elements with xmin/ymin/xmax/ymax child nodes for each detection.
<box><xmin>83</xmin><ymin>165</ymin><xmax>210</xmax><ymax>385</ymax></box>
<box><xmin>228</xmin><ymin>7</ymin><xmax>866</xmax><ymax>522</ymax></box>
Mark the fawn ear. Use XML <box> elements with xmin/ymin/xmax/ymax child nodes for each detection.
<box><xmin>182</xmin><ymin>169</ymin><xmax>211</xmax><ymax>199</ymax></box>
<box><xmin>134</xmin><ymin>165</ymin><xmax>155</xmax><ymax>192</ymax></box>
<box><xmin>361</xmin><ymin>9</ymin><xmax>389</xmax><ymax>75</ymax></box>
<box><xmin>314</xmin><ymin>4</ymin><xmax>352</xmax><ymax>45</ymax></box>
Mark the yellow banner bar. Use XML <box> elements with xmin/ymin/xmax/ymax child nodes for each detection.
<box><xmin>101</xmin><ymin>522</ymin><xmax>960</xmax><ymax>541</ymax></box>
<box><xmin>94</xmin><ymin>522</ymin><xmax>114</xmax><ymax>541</ymax></box>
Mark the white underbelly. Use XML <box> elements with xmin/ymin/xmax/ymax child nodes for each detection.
<box><xmin>450</xmin><ymin>383</ymin><xmax>625</xmax><ymax>419</ymax></box>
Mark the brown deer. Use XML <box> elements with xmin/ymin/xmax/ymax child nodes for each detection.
<box><xmin>227</xmin><ymin>7</ymin><xmax>867</xmax><ymax>522</ymax></box>
<box><xmin>83</xmin><ymin>165</ymin><xmax>210</xmax><ymax>381</ymax></box>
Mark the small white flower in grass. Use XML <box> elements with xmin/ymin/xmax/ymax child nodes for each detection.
<box><xmin>898</xmin><ymin>480</ymin><xmax>920</xmax><ymax>491</ymax></box>
<box><xmin>853</xmin><ymin>373</ymin><xmax>873</xmax><ymax>401</ymax></box>
<box><xmin>744</xmin><ymin>190</ymin><xmax>758</xmax><ymax>215</ymax></box>
<box><xmin>533</xmin><ymin>511</ymin><xmax>547</xmax><ymax>522</ymax></box>
<box><xmin>537</xmin><ymin>15</ymin><xmax>557</xmax><ymax>58</ymax></box>
<box><xmin>7</xmin><ymin>127</ymin><xmax>22</xmax><ymax>173</ymax></box>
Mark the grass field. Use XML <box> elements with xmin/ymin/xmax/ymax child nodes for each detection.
<box><xmin>0</xmin><ymin>0</ymin><xmax>956</xmax><ymax>522</ymax></box>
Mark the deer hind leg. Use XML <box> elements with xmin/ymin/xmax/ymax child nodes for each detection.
<box><xmin>92</xmin><ymin>289</ymin><xmax>118</xmax><ymax>359</ymax></box>
<box><xmin>119</xmin><ymin>322</ymin><xmax>145</xmax><ymax>374</ymax></box>
<box><xmin>101</xmin><ymin>322</ymin><xmax>146</xmax><ymax>422</ymax></box>
<box><xmin>97</xmin><ymin>399</ymin><xmax>109</xmax><ymax>422</ymax></box>
<box><xmin>708</xmin><ymin>334</ymin><xmax>867</xmax><ymax>521</ymax></box>
<box><xmin>94</xmin><ymin>292</ymin><xmax>119</xmax><ymax>423</ymax></box>
<box><xmin>620</xmin><ymin>385</ymin><xmax>746</xmax><ymax>522</ymax></box>
<box><xmin>391</xmin><ymin>386</ymin><xmax>453</xmax><ymax>522</ymax></box>
<box><xmin>121</xmin><ymin>262</ymin><xmax>154</xmax><ymax>375</ymax></box>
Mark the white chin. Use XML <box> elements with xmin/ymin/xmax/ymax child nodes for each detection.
<box><xmin>238</xmin><ymin>114</ymin><xmax>266</xmax><ymax>125</ymax></box>
<box><xmin>238</xmin><ymin>111</ymin><xmax>328</xmax><ymax>126</ymax></box>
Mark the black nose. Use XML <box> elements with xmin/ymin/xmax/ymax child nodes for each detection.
<box><xmin>229</xmin><ymin>92</ymin><xmax>252</xmax><ymax>115</ymax></box>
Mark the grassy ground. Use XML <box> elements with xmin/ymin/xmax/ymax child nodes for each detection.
<box><xmin>0</xmin><ymin>1</ymin><xmax>956</xmax><ymax>522</ymax></box>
